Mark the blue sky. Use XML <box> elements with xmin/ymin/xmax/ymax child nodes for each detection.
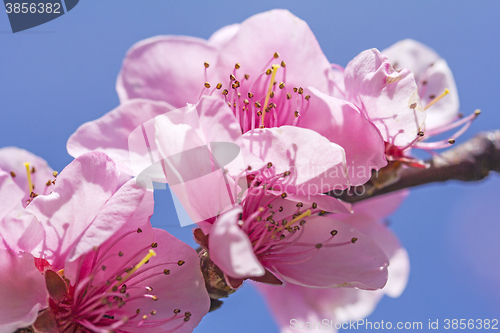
<box><xmin>1</xmin><ymin>1</ymin><xmax>499</xmax><ymax>332</ymax></box>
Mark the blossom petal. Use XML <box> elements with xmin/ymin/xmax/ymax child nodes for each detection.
<box><xmin>0</xmin><ymin>250</ymin><xmax>48</xmax><ymax>333</ymax></box>
<box><xmin>382</xmin><ymin>39</ymin><xmax>459</xmax><ymax>130</ymax></box>
<box><xmin>0</xmin><ymin>147</ymin><xmax>55</xmax><ymax>200</ymax></box>
<box><xmin>344</xmin><ymin>48</ymin><xmax>426</xmax><ymax>147</ymax></box>
<box><xmin>216</xmin><ymin>9</ymin><xmax>332</xmax><ymax>94</ymax></box>
<box><xmin>209</xmin><ymin>207</ymin><xmax>265</xmax><ymax>278</ymax></box>
<box><xmin>117</xmin><ymin>36</ymin><xmax>218</xmax><ymax>107</ymax></box>
<box><xmin>300</xmin><ymin>88</ymin><xmax>387</xmax><ymax>185</ymax></box>
<box><xmin>67</xmin><ymin>99</ymin><xmax>175</xmax><ymax>176</ymax></box>
<box><xmin>242</xmin><ymin>126</ymin><xmax>349</xmax><ymax>191</ymax></box>
<box><xmin>208</xmin><ymin>23</ymin><xmax>240</xmax><ymax>48</ymax></box>
<box><xmin>268</xmin><ymin>215</ymin><xmax>389</xmax><ymax>290</ymax></box>
<box><xmin>27</xmin><ymin>152</ymin><xmax>119</xmax><ymax>270</ymax></box>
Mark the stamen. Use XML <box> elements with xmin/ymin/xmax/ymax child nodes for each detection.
<box><xmin>23</xmin><ymin>162</ymin><xmax>34</xmax><ymax>194</ymax></box>
<box><xmin>261</xmin><ymin>64</ymin><xmax>280</xmax><ymax>128</ymax></box>
<box><xmin>424</xmin><ymin>88</ymin><xmax>449</xmax><ymax>110</ymax></box>
<box><xmin>109</xmin><ymin>250</ymin><xmax>156</xmax><ymax>292</ymax></box>
<box><xmin>271</xmin><ymin>210</ymin><xmax>311</xmax><ymax>238</ymax></box>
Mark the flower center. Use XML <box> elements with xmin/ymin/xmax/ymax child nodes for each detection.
<box><xmin>199</xmin><ymin>53</ymin><xmax>311</xmax><ymax>133</ymax></box>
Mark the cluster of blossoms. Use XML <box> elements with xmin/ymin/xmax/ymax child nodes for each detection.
<box><xmin>1</xmin><ymin>9</ymin><xmax>477</xmax><ymax>333</ymax></box>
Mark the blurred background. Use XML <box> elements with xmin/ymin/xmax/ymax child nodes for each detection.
<box><xmin>1</xmin><ymin>1</ymin><xmax>499</xmax><ymax>331</ymax></box>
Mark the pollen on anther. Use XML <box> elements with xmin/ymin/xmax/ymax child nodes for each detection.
<box><xmin>266</xmin><ymin>69</ymin><xmax>272</xmax><ymax>75</ymax></box>
<box><xmin>315</xmin><ymin>243</ymin><xmax>323</xmax><ymax>249</ymax></box>
<box><xmin>410</xmin><ymin>103</ymin><xmax>417</xmax><ymax>109</ymax></box>
<box><xmin>279</xmin><ymin>82</ymin><xmax>285</xmax><ymax>89</ymax></box>
<box><xmin>305</xmin><ymin>95</ymin><xmax>311</xmax><ymax>100</ymax></box>
<box><xmin>351</xmin><ymin>237</ymin><xmax>358</xmax><ymax>243</ymax></box>
<box><xmin>312</xmin><ymin>202</ymin><xmax>318</xmax><ymax>209</ymax></box>
<box><xmin>267</xmin><ymin>162</ymin><xmax>273</xmax><ymax>168</ymax></box>
<box><xmin>286</xmin><ymin>93</ymin><xmax>292</xmax><ymax>99</ymax></box>
<box><xmin>151</xmin><ymin>243</ymin><xmax>158</xmax><ymax>248</ymax></box>
<box><xmin>118</xmin><ymin>251</ymin><xmax>124</xmax><ymax>257</ymax></box>
<box><xmin>230</xmin><ymin>74</ymin><xmax>236</xmax><ymax>81</ymax></box>
<box><xmin>216</xmin><ymin>83</ymin><xmax>222</xmax><ymax>89</ymax></box>
<box><xmin>222</xmin><ymin>89</ymin><xmax>229</xmax><ymax>96</ymax></box>
<box><xmin>163</xmin><ymin>269</ymin><xmax>170</xmax><ymax>275</ymax></box>
<box><xmin>331</xmin><ymin>230</ymin><xmax>338</xmax><ymax>236</ymax></box>
<box><xmin>270</xmin><ymin>91</ymin><xmax>275</xmax><ymax>98</ymax></box>
<box><xmin>204</xmin><ymin>82</ymin><xmax>211</xmax><ymax>88</ymax></box>
<box><xmin>10</xmin><ymin>171</ymin><xmax>16</xmax><ymax>177</ymax></box>
<box><xmin>151</xmin><ymin>296</ymin><xmax>158</xmax><ymax>301</ymax></box>
<box><xmin>244</xmin><ymin>99</ymin><xmax>249</xmax><ymax>105</ymax></box>
<box><xmin>281</xmin><ymin>193</ymin><xmax>287</xmax><ymax>199</ymax></box>
<box><xmin>235</xmin><ymin>63</ymin><xmax>241</xmax><ymax>69</ymax></box>
<box><xmin>448</xmin><ymin>139</ymin><xmax>456</xmax><ymax>144</ymax></box>
<box><xmin>255</xmin><ymin>101</ymin><xmax>261</xmax><ymax>108</ymax></box>
<box><xmin>273</xmin><ymin>52</ymin><xmax>280</xmax><ymax>58</ymax></box>
<box><xmin>151</xmin><ymin>310</ymin><xmax>157</xmax><ymax>315</ymax></box>
<box><xmin>248</xmin><ymin>92</ymin><xmax>254</xmax><ymax>98</ymax></box>
<box><xmin>177</xmin><ymin>260</ymin><xmax>185</xmax><ymax>266</ymax></box>
<box><xmin>298</xmin><ymin>87</ymin><xmax>304</xmax><ymax>95</ymax></box>
<box><xmin>279</xmin><ymin>206</ymin><xmax>284</xmax><ymax>212</ymax></box>
<box><xmin>46</xmin><ymin>180</ymin><xmax>52</xmax><ymax>186</ymax></box>
<box><xmin>418</xmin><ymin>131</ymin><xmax>425</xmax><ymax>137</ymax></box>
<box><xmin>474</xmin><ymin>109</ymin><xmax>481</xmax><ymax>116</ymax></box>
<box><xmin>204</xmin><ymin>62</ymin><xmax>210</xmax><ymax>68</ymax></box>
<box><xmin>53</xmin><ymin>171</ymin><xmax>58</xmax><ymax>177</ymax></box>
<box><xmin>137</xmin><ymin>228</ymin><xmax>143</xmax><ymax>233</ymax></box>
<box><xmin>174</xmin><ymin>309</ymin><xmax>181</xmax><ymax>314</ymax></box>
<box><xmin>31</xmin><ymin>167</ymin><xmax>36</xmax><ymax>173</ymax></box>
<box><xmin>294</xmin><ymin>111</ymin><xmax>300</xmax><ymax>118</ymax></box>
<box><xmin>299</xmin><ymin>220</ymin><xmax>306</xmax><ymax>226</ymax></box>
<box><xmin>257</xmin><ymin>111</ymin><xmax>262</xmax><ymax>116</ymax></box>
<box><xmin>281</xmin><ymin>61</ymin><xmax>286</xmax><ymax>67</ymax></box>
<box><xmin>244</xmin><ymin>74</ymin><xmax>250</xmax><ymax>80</ymax></box>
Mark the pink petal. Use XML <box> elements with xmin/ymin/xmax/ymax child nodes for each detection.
<box><xmin>117</xmin><ymin>36</ymin><xmax>218</xmax><ymax>107</ymax></box>
<box><xmin>0</xmin><ymin>170</ymin><xmax>43</xmax><ymax>253</ymax></box>
<box><xmin>208</xmin><ymin>23</ymin><xmax>240</xmax><ymax>48</ymax></box>
<box><xmin>27</xmin><ymin>152</ymin><xmax>119</xmax><ymax>270</ymax></box>
<box><xmin>268</xmin><ymin>215</ymin><xmax>389</xmax><ymax>290</ymax></box>
<box><xmin>300</xmin><ymin>88</ymin><xmax>387</xmax><ymax>185</ymax></box>
<box><xmin>0</xmin><ymin>250</ymin><xmax>48</xmax><ymax>333</ymax></box>
<box><xmin>65</xmin><ymin>179</ymin><xmax>153</xmax><ymax>265</ymax></box>
<box><xmin>67</xmin><ymin>99</ymin><xmax>175</xmax><ymax>176</ymax></box>
<box><xmin>209</xmin><ymin>207</ymin><xmax>265</xmax><ymax>278</ymax></box>
<box><xmin>382</xmin><ymin>39</ymin><xmax>459</xmax><ymax>130</ymax></box>
<box><xmin>216</xmin><ymin>9</ymin><xmax>332</xmax><ymax>95</ymax></box>
<box><xmin>0</xmin><ymin>147</ymin><xmax>55</xmax><ymax>200</ymax></box>
<box><xmin>242</xmin><ymin>126</ymin><xmax>349</xmax><ymax>192</ymax></box>
<box><xmin>344</xmin><ymin>48</ymin><xmax>426</xmax><ymax>147</ymax></box>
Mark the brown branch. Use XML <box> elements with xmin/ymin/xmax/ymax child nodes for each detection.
<box><xmin>331</xmin><ymin>130</ymin><xmax>500</xmax><ymax>203</ymax></box>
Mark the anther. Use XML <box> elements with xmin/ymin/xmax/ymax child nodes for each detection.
<box><xmin>418</xmin><ymin>131</ymin><xmax>425</xmax><ymax>137</ymax></box>
<box><xmin>151</xmin><ymin>243</ymin><xmax>158</xmax><ymax>248</ymax></box>
<box><xmin>31</xmin><ymin>166</ymin><xmax>36</xmax><ymax>173</ymax></box>
<box><xmin>46</xmin><ymin>180</ymin><xmax>52</xmax><ymax>186</ymax></box>
<box><xmin>410</xmin><ymin>103</ymin><xmax>417</xmax><ymax>109</ymax></box>
<box><xmin>293</xmin><ymin>87</ymin><xmax>298</xmax><ymax>92</ymax></box>
<box><xmin>283</xmin><ymin>171</ymin><xmax>291</xmax><ymax>177</ymax></box>
<box><xmin>52</xmin><ymin>171</ymin><xmax>58</xmax><ymax>177</ymax></box>
<box><xmin>222</xmin><ymin>89</ymin><xmax>228</xmax><ymax>96</ymax></box>
<box><xmin>312</xmin><ymin>202</ymin><xmax>318</xmax><ymax>209</ymax></box>
<box><xmin>474</xmin><ymin>109</ymin><xmax>481</xmax><ymax>116</ymax></box>
<box><xmin>298</xmin><ymin>87</ymin><xmax>304</xmax><ymax>95</ymax></box>
<box><xmin>118</xmin><ymin>251</ymin><xmax>124</xmax><ymax>257</ymax></box>
<box><xmin>267</xmin><ymin>162</ymin><xmax>273</xmax><ymax>168</ymax></box>
<box><xmin>257</xmin><ymin>111</ymin><xmax>262</xmax><ymax>116</ymax></box>
<box><xmin>151</xmin><ymin>310</ymin><xmax>157</xmax><ymax>315</ymax></box>
<box><xmin>229</xmin><ymin>74</ymin><xmax>236</xmax><ymax>81</ymax></box>
<box><xmin>294</xmin><ymin>111</ymin><xmax>300</xmax><ymax>117</ymax></box>
<box><xmin>305</xmin><ymin>95</ymin><xmax>310</xmax><ymax>100</ymax></box>
<box><xmin>248</xmin><ymin>92</ymin><xmax>254</xmax><ymax>98</ymax></box>
<box><xmin>286</xmin><ymin>93</ymin><xmax>292</xmax><ymax>99</ymax></box>
<box><xmin>448</xmin><ymin>139</ymin><xmax>456</xmax><ymax>144</ymax></box>
<box><xmin>422</xmin><ymin>80</ymin><xmax>428</xmax><ymax>85</ymax></box>
<box><xmin>273</xmin><ymin>52</ymin><xmax>280</xmax><ymax>58</ymax></box>
<box><xmin>204</xmin><ymin>62</ymin><xmax>210</xmax><ymax>68</ymax></box>
<box><xmin>235</xmin><ymin>63</ymin><xmax>241</xmax><ymax>69</ymax></box>
<box><xmin>185</xmin><ymin>311</ymin><xmax>192</xmax><ymax>317</ymax></box>
<box><xmin>270</xmin><ymin>91</ymin><xmax>275</xmax><ymax>98</ymax></box>
<box><xmin>299</xmin><ymin>220</ymin><xmax>306</xmax><ymax>226</ymax></box>
<box><xmin>204</xmin><ymin>82</ymin><xmax>211</xmax><ymax>88</ymax></box>
<box><xmin>174</xmin><ymin>309</ymin><xmax>181</xmax><ymax>314</ymax></box>
<box><xmin>281</xmin><ymin>219</ymin><xmax>288</xmax><ymax>226</ymax></box>
<box><xmin>151</xmin><ymin>296</ymin><xmax>158</xmax><ymax>301</ymax></box>
<box><xmin>177</xmin><ymin>260</ymin><xmax>185</xmax><ymax>266</ymax></box>
<box><xmin>244</xmin><ymin>74</ymin><xmax>250</xmax><ymax>80</ymax></box>
<box><xmin>280</xmin><ymin>61</ymin><xmax>286</xmax><ymax>67</ymax></box>
<box><xmin>216</xmin><ymin>83</ymin><xmax>222</xmax><ymax>89</ymax></box>
<box><xmin>146</xmin><ymin>287</ymin><xmax>153</xmax><ymax>292</ymax></box>
<box><xmin>279</xmin><ymin>82</ymin><xmax>285</xmax><ymax>89</ymax></box>
<box><xmin>244</xmin><ymin>99</ymin><xmax>249</xmax><ymax>105</ymax></box>
<box><xmin>163</xmin><ymin>269</ymin><xmax>170</xmax><ymax>275</ymax></box>
<box><xmin>279</xmin><ymin>206</ymin><xmax>283</xmax><ymax>212</ymax></box>
<box><xmin>351</xmin><ymin>237</ymin><xmax>358</xmax><ymax>243</ymax></box>
<box><xmin>281</xmin><ymin>193</ymin><xmax>287</xmax><ymax>199</ymax></box>
<box><xmin>10</xmin><ymin>171</ymin><xmax>16</xmax><ymax>177</ymax></box>
<box><xmin>315</xmin><ymin>243</ymin><xmax>323</xmax><ymax>249</ymax></box>
<box><xmin>102</xmin><ymin>265</ymin><xmax>106</xmax><ymax>271</ymax></box>
<box><xmin>255</xmin><ymin>101</ymin><xmax>261</xmax><ymax>108</ymax></box>
<box><xmin>184</xmin><ymin>317</ymin><xmax>191</xmax><ymax>322</ymax></box>
<box><xmin>137</xmin><ymin>228</ymin><xmax>142</xmax><ymax>233</ymax></box>
<box><xmin>280</xmin><ymin>234</ymin><xmax>286</xmax><ymax>240</ymax></box>
<box><xmin>266</xmin><ymin>69</ymin><xmax>272</xmax><ymax>75</ymax></box>
<box><xmin>331</xmin><ymin>230</ymin><xmax>338</xmax><ymax>236</ymax></box>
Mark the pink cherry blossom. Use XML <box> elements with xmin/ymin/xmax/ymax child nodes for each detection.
<box><xmin>255</xmin><ymin>191</ymin><xmax>410</xmax><ymax>333</ymax></box>
<box><xmin>0</xmin><ymin>151</ymin><xmax>210</xmax><ymax>332</ymax></box>
<box><xmin>68</xmin><ymin>9</ymin><xmax>387</xmax><ymax>186</ymax></box>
